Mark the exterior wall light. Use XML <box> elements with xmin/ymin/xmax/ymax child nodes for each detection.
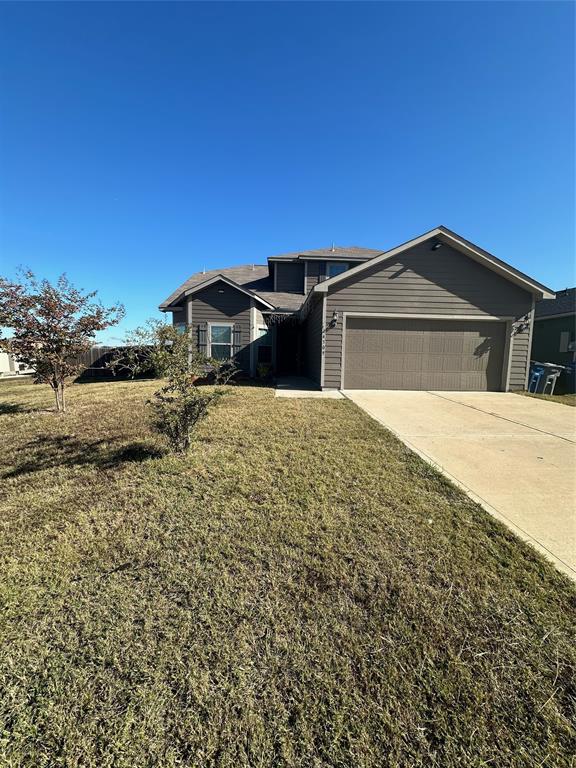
<box><xmin>330</xmin><ymin>311</ymin><xmax>339</xmax><ymax>328</ymax></box>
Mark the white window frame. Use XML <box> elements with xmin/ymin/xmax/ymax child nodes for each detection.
<box><xmin>326</xmin><ymin>261</ymin><xmax>349</xmax><ymax>279</ymax></box>
<box><xmin>208</xmin><ymin>322</ymin><xmax>234</xmax><ymax>360</ymax></box>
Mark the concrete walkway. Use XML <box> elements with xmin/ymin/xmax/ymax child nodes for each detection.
<box><xmin>275</xmin><ymin>377</ymin><xmax>344</xmax><ymax>399</ymax></box>
<box><xmin>343</xmin><ymin>390</ymin><xmax>576</xmax><ymax>581</ymax></box>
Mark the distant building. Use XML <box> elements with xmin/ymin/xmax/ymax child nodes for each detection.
<box><xmin>533</xmin><ymin>287</ymin><xmax>576</xmax><ymax>366</ymax></box>
<box><xmin>0</xmin><ymin>351</ymin><xmax>34</xmax><ymax>377</ymax></box>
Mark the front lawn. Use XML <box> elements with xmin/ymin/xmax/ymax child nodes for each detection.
<box><xmin>517</xmin><ymin>390</ymin><xmax>576</xmax><ymax>407</ymax></box>
<box><xmin>1</xmin><ymin>379</ymin><xmax>575</xmax><ymax>767</ymax></box>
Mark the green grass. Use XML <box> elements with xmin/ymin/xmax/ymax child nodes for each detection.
<box><xmin>1</xmin><ymin>378</ymin><xmax>575</xmax><ymax>768</ymax></box>
<box><xmin>517</xmin><ymin>390</ymin><xmax>576</xmax><ymax>407</ymax></box>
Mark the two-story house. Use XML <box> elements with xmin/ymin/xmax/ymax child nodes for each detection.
<box><xmin>159</xmin><ymin>226</ymin><xmax>554</xmax><ymax>391</ymax></box>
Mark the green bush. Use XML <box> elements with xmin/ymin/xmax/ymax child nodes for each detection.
<box><xmin>148</xmin><ymin>382</ymin><xmax>225</xmax><ymax>453</ymax></box>
<box><xmin>109</xmin><ymin>319</ymin><xmax>238</xmax><ymax>452</ymax></box>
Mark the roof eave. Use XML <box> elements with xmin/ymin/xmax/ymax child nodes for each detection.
<box><xmin>535</xmin><ymin>311</ymin><xmax>575</xmax><ymax>321</ymax></box>
<box><xmin>436</xmin><ymin>227</ymin><xmax>555</xmax><ymax>299</ymax></box>
<box><xmin>160</xmin><ymin>274</ymin><xmax>276</xmax><ymax>312</ymax></box>
<box><xmin>297</xmin><ymin>255</ymin><xmax>369</xmax><ymax>262</ymax></box>
<box><xmin>313</xmin><ymin>227</ymin><xmax>555</xmax><ymax>299</ymax></box>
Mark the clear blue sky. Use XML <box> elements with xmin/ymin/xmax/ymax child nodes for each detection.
<box><xmin>1</xmin><ymin>1</ymin><xmax>574</xmax><ymax>343</ymax></box>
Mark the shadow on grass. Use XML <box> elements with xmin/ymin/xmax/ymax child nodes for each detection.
<box><xmin>4</xmin><ymin>435</ymin><xmax>165</xmax><ymax>478</ymax></box>
<box><xmin>0</xmin><ymin>402</ymin><xmax>27</xmax><ymax>415</ymax></box>
<box><xmin>73</xmin><ymin>374</ymin><xmax>159</xmax><ymax>385</ymax></box>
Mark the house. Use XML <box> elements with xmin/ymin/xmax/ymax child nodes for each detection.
<box><xmin>159</xmin><ymin>226</ymin><xmax>554</xmax><ymax>391</ymax></box>
<box><xmin>0</xmin><ymin>350</ymin><xmax>34</xmax><ymax>377</ymax></box>
<box><xmin>532</xmin><ymin>287</ymin><xmax>575</xmax><ymax>366</ymax></box>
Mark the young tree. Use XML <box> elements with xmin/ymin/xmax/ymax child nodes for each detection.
<box><xmin>108</xmin><ymin>318</ymin><xmax>236</xmax><ymax>453</ymax></box>
<box><xmin>108</xmin><ymin>319</ymin><xmax>237</xmax><ymax>385</ymax></box>
<box><xmin>105</xmin><ymin>320</ymin><xmax>160</xmax><ymax>380</ymax></box>
<box><xmin>0</xmin><ymin>270</ymin><xmax>124</xmax><ymax>412</ymax></box>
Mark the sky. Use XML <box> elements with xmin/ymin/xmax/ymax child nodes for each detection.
<box><xmin>0</xmin><ymin>1</ymin><xmax>574</xmax><ymax>343</ymax></box>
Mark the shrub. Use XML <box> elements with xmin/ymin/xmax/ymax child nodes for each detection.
<box><xmin>148</xmin><ymin>382</ymin><xmax>225</xmax><ymax>453</ymax></box>
<box><xmin>108</xmin><ymin>319</ymin><xmax>238</xmax><ymax>451</ymax></box>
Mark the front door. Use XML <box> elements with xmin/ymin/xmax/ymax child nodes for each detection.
<box><xmin>275</xmin><ymin>321</ymin><xmax>301</xmax><ymax>376</ymax></box>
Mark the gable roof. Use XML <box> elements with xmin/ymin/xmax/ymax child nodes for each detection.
<box><xmin>312</xmin><ymin>226</ymin><xmax>555</xmax><ymax>299</ymax></box>
<box><xmin>181</xmin><ymin>274</ymin><xmax>276</xmax><ymax>310</ymax></box>
<box><xmin>160</xmin><ymin>265</ymin><xmax>270</xmax><ymax>310</ymax></box>
<box><xmin>535</xmin><ymin>287</ymin><xmax>575</xmax><ymax>319</ymax></box>
<box><xmin>159</xmin><ymin>264</ymin><xmax>306</xmax><ymax>312</ymax></box>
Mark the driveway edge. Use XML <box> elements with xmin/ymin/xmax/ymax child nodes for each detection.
<box><xmin>341</xmin><ymin>392</ymin><xmax>576</xmax><ymax>582</ymax></box>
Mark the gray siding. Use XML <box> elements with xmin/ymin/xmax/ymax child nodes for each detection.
<box><xmin>509</xmin><ymin>304</ymin><xmax>533</xmax><ymax>388</ymax></box>
<box><xmin>276</xmin><ymin>262</ymin><xmax>305</xmax><ymax>294</ymax></box>
<box><xmin>304</xmin><ymin>260</ymin><xmax>365</xmax><ymax>294</ymax></box>
<box><xmin>532</xmin><ymin>314</ymin><xmax>576</xmax><ymax>367</ymax></box>
<box><xmin>174</xmin><ymin>281</ymin><xmax>252</xmax><ymax>373</ymax></box>
<box><xmin>305</xmin><ymin>261</ymin><xmax>325</xmax><ymax>293</ymax></box>
<box><xmin>323</xmin><ymin>242</ymin><xmax>533</xmax><ymax>390</ymax></box>
<box><xmin>303</xmin><ymin>296</ymin><xmax>324</xmax><ymax>385</ymax></box>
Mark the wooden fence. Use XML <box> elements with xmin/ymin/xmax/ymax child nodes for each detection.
<box><xmin>74</xmin><ymin>346</ymin><xmax>121</xmax><ymax>380</ymax></box>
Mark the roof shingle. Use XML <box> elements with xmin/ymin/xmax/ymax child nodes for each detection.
<box><xmin>268</xmin><ymin>245</ymin><xmax>382</xmax><ymax>261</ymax></box>
<box><xmin>160</xmin><ymin>246</ymin><xmax>383</xmax><ymax>311</ymax></box>
<box><xmin>535</xmin><ymin>288</ymin><xmax>575</xmax><ymax>318</ymax></box>
<box><xmin>160</xmin><ymin>265</ymin><xmax>271</xmax><ymax>309</ymax></box>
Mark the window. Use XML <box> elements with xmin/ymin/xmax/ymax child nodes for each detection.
<box><xmin>256</xmin><ymin>326</ymin><xmax>273</xmax><ymax>365</ymax></box>
<box><xmin>559</xmin><ymin>331</ymin><xmax>571</xmax><ymax>353</ymax></box>
<box><xmin>327</xmin><ymin>262</ymin><xmax>349</xmax><ymax>278</ymax></box>
<box><xmin>209</xmin><ymin>324</ymin><xmax>233</xmax><ymax>360</ymax></box>
<box><xmin>174</xmin><ymin>322</ymin><xmax>187</xmax><ymax>335</ymax></box>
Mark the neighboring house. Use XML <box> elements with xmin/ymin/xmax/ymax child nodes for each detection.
<box><xmin>532</xmin><ymin>287</ymin><xmax>576</xmax><ymax>366</ymax></box>
<box><xmin>159</xmin><ymin>226</ymin><xmax>554</xmax><ymax>391</ymax></box>
<box><xmin>0</xmin><ymin>351</ymin><xmax>34</xmax><ymax>377</ymax></box>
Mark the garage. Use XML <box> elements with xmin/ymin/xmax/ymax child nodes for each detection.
<box><xmin>343</xmin><ymin>317</ymin><xmax>508</xmax><ymax>391</ymax></box>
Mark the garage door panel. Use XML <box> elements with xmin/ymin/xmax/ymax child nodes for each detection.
<box><xmin>351</xmin><ymin>371</ymin><xmax>422</xmax><ymax>389</ymax></box>
<box><xmin>344</xmin><ymin>318</ymin><xmax>506</xmax><ymax>391</ymax></box>
<box><xmin>400</xmin><ymin>334</ymin><xmax>425</xmax><ymax>354</ymax></box>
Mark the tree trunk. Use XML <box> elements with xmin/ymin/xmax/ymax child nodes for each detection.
<box><xmin>52</xmin><ymin>380</ymin><xmax>66</xmax><ymax>412</ymax></box>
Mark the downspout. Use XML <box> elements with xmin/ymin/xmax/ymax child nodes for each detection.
<box><xmin>320</xmin><ymin>295</ymin><xmax>326</xmax><ymax>388</ymax></box>
<box><xmin>187</xmin><ymin>297</ymin><xmax>193</xmax><ymax>366</ymax></box>
<box><xmin>249</xmin><ymin>299</ymin><xmax>256</xmax><ymax>378</ymax></box>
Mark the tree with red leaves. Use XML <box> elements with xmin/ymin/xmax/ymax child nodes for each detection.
<box><xmin>0</xmin><ymin>270</ymin><xmax>124</xmax><ymax>412</ymax></box>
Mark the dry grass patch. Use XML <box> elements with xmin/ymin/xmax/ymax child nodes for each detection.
<box><xmin>517</xmin><ymin>390</ymin><xmax>576</xmax><ymax>407</ymax></box>
<box><xmin>1</xmin><ymin>378</ymin><xmax>575</xmax><ymax>768</ymax></box>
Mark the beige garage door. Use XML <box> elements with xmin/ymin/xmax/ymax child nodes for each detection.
<box><xmin>344</xmin><ymin>317</ymin><xmax>507</xmax><ymax>390</ymax></box>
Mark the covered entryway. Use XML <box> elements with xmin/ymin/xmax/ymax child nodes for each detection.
<box><xmin>274</xmin><ymin>317</ymin><xmax>303</xmax><ymax>376</ymax></box>
<box><xmin>343</xmin><ymin>317</ymin><xmax>508</xmax><ymax>391</ymax></box>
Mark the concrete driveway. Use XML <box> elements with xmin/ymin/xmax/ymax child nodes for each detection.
<box><xmin>343</xmin><ymin>390</ymin><xmax>576</xmax><ymax>580</ymax></box>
